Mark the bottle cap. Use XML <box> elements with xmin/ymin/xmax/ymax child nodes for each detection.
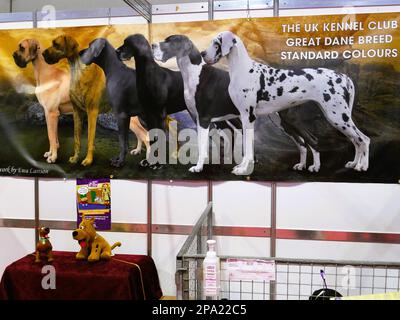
<box><xmin>207</xmin><ymin>239</ymin><xmax>216</xmax><ymax>252</ymax></box>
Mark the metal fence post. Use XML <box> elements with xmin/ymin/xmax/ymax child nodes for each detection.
<box><xmin>270</xmin><ymin>182</ymin><xmax>277</xmax><ymax>300</ymax></box>
<box><xmin>273</xmin><ymin>0</ymin><xmax>279</xmax><ymax>17</ymax></box>
<box><xmin>147</xmin><ymin>180</ymin><xmax>152</xmax><ymax>256</ymax></box>
<box><xmin>208</xmin><ymin>0</ymin><xmax>214</xmax><ymax>20</ymax></box>
<box><xmin>34</xmin><ymin>177</ymin><xmax>39</xmax><ymax>243</ymax></box>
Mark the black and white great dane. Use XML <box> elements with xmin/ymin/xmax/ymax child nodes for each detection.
<box><xmin>202</xmin><ymin>31</ymin><xmax>370</xmax><ymax>175</ymax></box>
<box><xmin>117</xmin><ymin>34</ymin><xmax>243</xmax><ymax>169</ymax></box>
<box><xmin>152</xmin><ymin>35</ymin><xmax>323</xmax><ymax>173</ymax></box>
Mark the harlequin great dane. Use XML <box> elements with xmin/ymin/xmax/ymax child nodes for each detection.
<box><xmin>152</xmin><ymin>35</ymin><xmax>321</xmax><ymax>173</ymax></box>
<box><xmin>202</xmin><ymin>31</ymin><xmax>370</xmax><ymax>175</ymax></box>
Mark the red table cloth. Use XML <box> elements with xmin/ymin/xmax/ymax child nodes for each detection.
<box><xmin>0</xmin><ymin>251</ymin><xmax>162</xmax><ymax>300</ymax></box>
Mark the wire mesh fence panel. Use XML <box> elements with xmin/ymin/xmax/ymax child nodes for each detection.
<box><xmin>179</xmin><ymin>256</ymin><xmax>400</xmax><ymax>300</ymax></box>
<box><xmin>176</xmin><ymin>203</ymin><xmax>400</xmax><ymax>300</ymax></box>
<box><xmin>179</xmin><ymin>255</ymin><xmax>400</xmax><ymax>300</ymax></box>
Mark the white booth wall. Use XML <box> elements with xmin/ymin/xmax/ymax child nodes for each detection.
<box><xmin>0</xmin><ymin>2</ymin><xmax>400</xmax><ymax>296</ymax></box>
<box><xmin>1</xmin><ymin>177</ymin><xmax>399</xmax><ymax>296</ymax></box>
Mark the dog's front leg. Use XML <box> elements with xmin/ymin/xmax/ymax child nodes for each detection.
<box><xmin>189</xmin><ymin>121</ymin><xmax>209</xmax><ymax>173</ymax></box>
<box><xmin>81</xmin><ymin>107</ymin><xmax>99</xmax><ymax>166</ymax></box>
<box><xmin>129</xmin><ymin>117</ymin><xmax>146</xmax><ymax>155</ymax></box>
<box><xmin>44</xmin><ymin>110</ymin><xmax>60</xmax><ymax>163</ymax></box>
<box><xmin>110</xmin><ymin>115</ymin><xmax>129</xmax><ymax>167</ymax></box>
<box><xmin>139</xmin><ymin>116</ymin><xmax>164</xmax><ymax>169</ymax></box>
<box><xmin>43</xmin><ymin>112</ymin><xmax>52</xmax><ymax>159</ymax></box>
<box><xmin>47</xmin><ymin>250</ymin><xmax>54</xmax><ymax>262</ymax></box>
<box><xmin>34</xmin><ymin>250</ymin><xmax>41</xmax><ymax>263</ymax></box>
<box><xmin>69</xmin><ymin>109</ymin><xmax>83</xmax><ymax>164</ymax></box>
<box><xmin>76</xmin><ymin>247</ymin><xmax>88</xmax><ymax>260</ymax></box>
<box><xmin>88</xmin><ymin>243</ymin><xmax>101</xmax><ymax>262</ymax></box>
<box><xmin>232</xmin><ymin>115</ymin><xmax>255</xmax><ymax>175</ymax></box>
<box><xmin>131</xmin><ymin>138</ymin><xmax>142</xmax><ymax>155</ymax></box>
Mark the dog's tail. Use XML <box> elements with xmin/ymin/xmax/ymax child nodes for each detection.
<box><xmin>111</xmin><ymin>242</ymin><xmax>122</xmax><ymax>251</ymax></box>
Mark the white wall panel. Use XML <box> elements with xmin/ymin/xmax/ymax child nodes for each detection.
<box><xmin>279</xmin><ymin>6</ymin><xmax>400</xmax><ymax>17</ymax></box>
<box><xmin>152</xmin><ymin>180</ymin><xmax>207</xmax><ymax>225</ymax></box>
<box><xmin>48</xmin><ymin>229</ymin><xmax>147</xmax><ymax>255</ymax></box>
<box><xmin>0</xmin><ymin>177</ymin><xmax>34</xmax><ymax>219</ymax></box>
<box><xmin>0</xmin><ymin>228</ymin><xmax>35</xmax><ymax>278</ymax></box>
<box><xmin>216</xmin><ymin>236</ymin><xmax>270</xmax><ymax>257</ymax></box>
<box><xmin>110</xmin><ymin>180</ymin><xmax>147</xmax><ymax>223</ymax></box>
<box><xmin>39</xmin><ymin>178</ymin><xmax>76</xmax><ymax>221</ymax></box>
<box><xmin>100</xmin><ymin>231</ymin><xmax>147</xmax><ymax>255</ymax></box>
<box><xmin>277</xmin><ymin>182</ymin><xmax>400</xmax><ymax>232</ymax></box>
<box><xmin>152</xmin><ymin>13</ymin><xmax>208</xmax><ymax>23</ymax></box>
<box><xmin>277</xmin><ymin>239</ymin><xmax>400</xmax><ymax>263</ymax></box>
<box><xmin>3</xmin><ymin>0</ymin><xmax>125</xmax><ymax>12</ymax></box>
<box><xmin>152</xmin><ymin>234</ymin><xmax>187</xmax><ymax>296</ymax></box>
<box><xmin>213</xmin><ymin>181</ymin><xmax>271</xmax><ymax>227</ymax></box>
<box><xmin>2</xmin><ymin>0</ymin><xmax>212</xmax><ymax>13</ymax></box>
<box><xmin>39</xmin><ymin>179</ymin><xmax>147</xmax><ymax>223</ymax></box>
<box><xmin>0</xmin><ymin>1</ymin><xmax>9</xmax><ymax>12</ymax></box>
<box><xmin>37</xmin><ymin>16</ymin><xmax>147</xmax><ymax>28</ymax></box>
<box><xmin>214</xmin><ymin>9</ymin><xmax>273</xmax><ymax>20</ymax></box>
<box><xmin>0</xmin><ymin>21</ymin><xmax>33</xmax><ymax>29</ymax></box>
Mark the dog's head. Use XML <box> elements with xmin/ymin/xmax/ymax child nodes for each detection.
<box><xmin>42</xmin><ymin>35</ymin><xmax>79</xmax><ymax>64</ymax></box>
<box><xmin>116</xmin><ymin>34</ymin><xmax>151</xmax><ymax>61</ymax></box>
<box><xmin>79</xmin><ymin>38</ymin><xmax>106</xmax><ymax>65</ymax></box>
<box><xmin>201</xmin><ymin>31</ymin><xmax>238</xmax><ymax>64</ymax></box>
<box><xmin>13</xmin><ymin>39</ymin><xmax>40</xmax><ymax>68</ymax></box>
<box><xmin>152</xmin><ymin>35</ymin><xmax>202</xmax><ymax>65</ymax></box>
<box><xmin>72</xmin><ymin>215</ymin><xmax>97</xmax><ymax>248</ymax></box>
<box><xmin>38</xmin><ymin>227</ymin><xmax>50</xmax><ymax>238</ymax></box>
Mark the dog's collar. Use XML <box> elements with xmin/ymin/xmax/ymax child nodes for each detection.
<box><xmin>39</xmin><ymin>237</ymin><xmax>49</xmax><ymax>244</ymax></box>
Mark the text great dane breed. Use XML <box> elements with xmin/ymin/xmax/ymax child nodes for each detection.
<box><xmin>202</xmin><ymin>31</ymin><xmax>370</xmax><ymax>175</ymax></box>
<box><xmin>13</xmin><ymin>39</ymin><xmax>73</xmax><ymax>164</ymax></box>
<box><xmin>152</xmin><ymin>35</ymin><xmax>321</xmax><ymax>173</ymax></box>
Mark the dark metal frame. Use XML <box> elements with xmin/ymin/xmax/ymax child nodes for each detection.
<box><xmin>123</xmin><ymin>0</ymin><xmax>152</xmax><ymax>22</ymax></box>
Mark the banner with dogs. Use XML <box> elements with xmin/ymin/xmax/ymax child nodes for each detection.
<box><xmin>0</xmin><ymin>12</ymin><xmax>399</xmax><ymax>183</ymax></box>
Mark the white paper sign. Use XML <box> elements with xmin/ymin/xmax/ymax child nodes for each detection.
<box><xmin>227</xmin><ymin>258</ymin><xmax>276</xmax><ymax>282</ymax></box>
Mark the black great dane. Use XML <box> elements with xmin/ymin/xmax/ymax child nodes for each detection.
<box><xmin>79</xmin><ymin>38</ymin><xmax>145</xmax><ymax>167</ymax></box>
<box><xmin>116</xmin><ymin>34</ymin><xmax>187</xmax><ymax>168</ymax></box>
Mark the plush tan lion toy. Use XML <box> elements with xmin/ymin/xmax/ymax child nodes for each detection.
<box><xmin>72</xmin><ymin>215</ymin><xmax>121</xmax><ymax>262</ymax></box>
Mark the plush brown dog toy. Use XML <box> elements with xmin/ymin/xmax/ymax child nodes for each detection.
<box><xmin>72</xmin><ymin>215</ymin><xmax>121</xmax><ymax>262</ymax></box>
<box><xmin>35</xmin><ymin>227</ymin><xmax>54</xmax><ymax>263</ymax></box>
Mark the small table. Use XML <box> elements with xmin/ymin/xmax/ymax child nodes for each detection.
<box><xmin>0</xmin><ymin>251</ymin><xmax>163</xmax><ymax>300</ymax></box>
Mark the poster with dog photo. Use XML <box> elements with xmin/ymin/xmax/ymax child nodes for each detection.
<box><xmin>0</xmin><ymin>12</ymin><xmax>399</xmax><ymax>183</ymax></box>
<box><xmin>77</xmin><ymin>178</ymin><xmax>111</xmax><ymax>231</ymax></box>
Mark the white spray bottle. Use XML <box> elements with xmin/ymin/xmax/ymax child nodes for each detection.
<box><xmin>203</xmin><ymin>239</ymin><xmax>220</xmax><ymax>299</ymax></box>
